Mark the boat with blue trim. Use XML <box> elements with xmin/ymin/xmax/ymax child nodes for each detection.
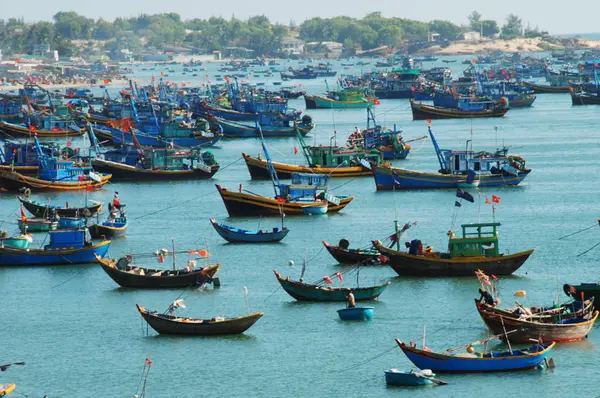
<box><xmin>207</xmin><ymin>113</ymin><xmax>314</xmax><ymax>138</ymax></box>
<box><xmin>0</xmin><ymin>228</ymin><xmax>110</xmax><ymax>266</ymax></box>
<box><xmin>89</xmin><ymin>203</ymin><xmax>128</xmax><ymax>239</ymax></box>
<box><xmin>410</xmin><ymin>98</ymin><xmax>509</xmax><ymax>120</ymax></box>
<box><xmin>337</xmin><ymin>306</ymin><xmax>374</xmax><ymax>320</ymax></box>
<box><xmin>209</xmin><ymin>218</ymin><xmax>288</xmax><ymax>243</ymax></box>
<box><xmin>395</xmin><ymin>339</ymin><xmax>555</xmax><ymax>373</ymax></box>
<box><xmin>372</xmin><ymin>124</ymin><xmax>530</xmax><ymax>190</ymax></box>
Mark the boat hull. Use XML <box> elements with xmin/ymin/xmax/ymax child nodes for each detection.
<box><xmin>0</xmin><ymin>121</ymin><xmax>83</xmax><ymax>138</ymax></box>
<box><xmin>570</xmin><ymin>92</ymin><xmax>600</xmax><ymax>105</ymax></box>
<box><xmin>89</xmin><ymin>223</ymin><xmax>128</xmax><ymax>239</ymax></box>
<box><xmin>275</xmin><ymin>272</ymin><xmax>390</xmax><ymax>301</ymax></box>
<box><xmin>243</xmin><ymin>153</ymin><xmax>371</xmax><ymax>179</ymax></box>
<box><xmin>322</xmin><ymin>241</ymin><xmax>380</xmax><ymax>264</ymax></box>
<box><xmin>374</xmin><ymin>242</ymin><xmax>533</xmax><ymax>277</ymax></box>
<box><xmin>372</xmin><ymin>165</ymin><xmax>530</xmax><ymax>190</ymax></box>
<box><xmin>138</xmin><ymin>306</ymin><xmax>263</xmax><ymax>336</ymax></box>
<box><xmin>477</xmin><ymin>305</ymin><xmax>598</xmax><ymax>343</ymax></box>
<box><xmin>215</xmin><ymin>184</ymin><xmax>353</xmax><ymax>216</ymax></box>
<box><xmin>19</xmin><ymin>197</ymin><xmax>102</xmax><ymax>218</ymax></box>
<box><xmin>0</xmin><ymin>241</ymin><xmax>110</xmax><ymax>266</ymax></box>
<box><xmin>522</xmin><ymin>82</ymin><xmax>570</xmax><ymax>93</ymax></box>
<box><xmin>208</xmin><ymin>116</ymin><xmax>313</xmax><ymax>138</ymax></box>
<box><xmin>304</xmin><ymin>94</ymin><xmax>371</xmax><ymax>109</ymax></box>
<box><xmin>397</xmin><ymin>340</ymin><xmax>555</xmax><ymax>373</ymax></box>
<box><xmin>410</xmin><ymin>100</ymin><xmax>508</xmax><ymax>120</ymax></box>
<box><xmin>384</xmin><ymin>371</ymin><xmax>433</xmax><ymax>386</ymax></box>
<box><xmin>18</xmin><ymin>219</ymin><xmax>57</xmax><ymax>232</ymax></box>
<box><xmin>0</xmin><ymin>170</ymin><xmax>110</xmax><ymax>191</ymax></box>
<box><xmin>91</xmin><ymin>159</ymin><xmax>218</xmax><ymax>180</ymax></box>
<box><xmin>210</xmin><ymin>219</ymin><xmax>288</xmax><ymax>243</ymax></box>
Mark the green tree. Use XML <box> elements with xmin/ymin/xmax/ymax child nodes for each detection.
<box><xmin>429</xmin><ymin>20</ymin><xmax>462</xmax><ymax>41</ymax></box>
<box><xmin>481</xmin><ymin>20</ymin><xmax>499</xmax><ymax>37</ymax></box>
<box><xmin>468</xmin><ymin>11</ymin><xmax>482</xmax><ymax>31</ymax></box>
<box><xmin>501</xmin><ymin>14</ymin><xmax>523</xmax><ymax>39</ymax></box>
<box><xmin>378</xmin><ymin>25</ymin><xmax>403</xmax><ymax>48</ymax></box>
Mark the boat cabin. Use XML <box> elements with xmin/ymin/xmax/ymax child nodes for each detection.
<box><xmin>448</xmin><ymin>223</ymin><xmax>500</xmax><ymax>257</ymax></box>
<box><xmin>1</xmin><ymin>140</ymin><xmax>56</xmax><ymax>166</ymax></box>
<box><xmin>280</xmin><ymin>173</ymin><xmax>329</xmax><ymax>200</ymax></box>
<box><xmin>45</xmin><ymin>228</ymin><xmax>91</xmax><ymax>251</ymax></box>
<box><xmin>38</xmin><ymin>157</ymin><xmax>91</xmax><ymax>181</ymax></box>
<box><xmin>439</xmin><ymin>149</ymin><xmax>511</xmax><ymax>176</ymax></box>
<box><xmin>307</xmin><ymin>145</ymin><xmax>381</xmax><ymax>168</ymax></box>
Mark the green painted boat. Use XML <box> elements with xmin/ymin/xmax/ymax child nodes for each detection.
<box><xmin>18</xmin><ymin>218</ymin><xmax>58</xmax><ymax>232</ymax></box>
<box><xmin>304</xmin><ymin>93</ymin><xmax>372</xmax><ymax>109</ymax></box>
<box><xmin>1</xmin><ymin>233</ymin><xmax>33</xmax><ymax>249</ymax></box>
<box><xmin>273</xmin><ymin>270</ymin><xmax>390</xmax><ymax>301</ymax></box>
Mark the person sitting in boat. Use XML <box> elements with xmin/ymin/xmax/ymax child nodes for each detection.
<box><xmin>347</xmin><ymin>292</ymin><xmax>356</xmax><ymax>308</ymax></box>
<box><xmin>354</xmin><ymin>126</ymin><xmax>360</xmax><ymax>135</ymax></box>
<box><xmin>478</xmin><ymin>288</ymin><xmax>497</xmax><ymax>306</ymax></box>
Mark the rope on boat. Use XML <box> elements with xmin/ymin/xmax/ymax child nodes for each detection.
<box><xmin>558</xmin><ymin>223</ymin><xmax>598</xmax><ymax>240</ymax></box>
<box><xmin>330</xmin><ymin>177</ymin><xmax>357</xmax><ymax>191</ymax></box>
<box><xmin>217</xmin><ymin>156</ymin><xmax>243</xmax><ymax>172</ymax></box>
<box><xmin>577</xmin><ymin>241</ymin><xmax>600</xmax><ymax>257</ymax></box>
<box><xmin>330</xmin><ymin>345</ymin><xmax>397</xmax><ymax>373</ymax></box>
<box><xmin>50</xmin><ymin>267</ymin><xmax>88</xmax><ymax>289</ymax></box>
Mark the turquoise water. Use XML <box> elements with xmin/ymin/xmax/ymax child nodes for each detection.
<box><xmin>1</xmin><ymin>58</ymin><xmax>600</xmax><ymax>397</ymax></box>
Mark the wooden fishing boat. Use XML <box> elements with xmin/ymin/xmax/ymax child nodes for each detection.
<box><xmin>0</xmin><ymin>121</ymin><xmax>83</xmax><ymax>138</ymax></box>
<box><xmin>476</xmin><ymin>297</ymin><xmax>595</xmax><ymax>324</ymax></box>
<box><xmin>409</xmin><ymin>99</ymin><xmax>509</xmax><ymax>120</ymax></box>
<box><xmin>209</xmin><ymin>218</ymin><xmax>289</xmax><ymax>243</ymax></box>
<box><xmin>91</xmin><ymin>158</ymin><xmax>218</xmax><ymax>180</ymax></box>
<box><xmin>302</xmin><ymin>202</ymin><xmax>328</xmax><ymax>215</ymax></box>
<box><xmin>476</xmin><ymin>303</ymin><xmax>598</xmax><ymax>343</ymax></box>
<box><xmin>95</xmin><ymin>255</ymin><xmax>220</xmax><ymax>289</ymax></box>
<box><xmin>304</xmin><ymin>94</ymin><xmax>372</xmax><ymax>109</ymax></box>
<box><xmin>0</xmin><ymin>233</ymin><xmax>32</xmax><ymax>249</ymax></box>
<box><xmin>207</xmin><ymin>114</ymin><xmax>314</xmax><ymax>138</ymax></box>
<box><xmin>0</xmin><ymin>229</ymin><xmax>110</xmax><ymax>266</ymax></box>
<box><xmin>242</xmin><ymin>153</ymin><xmax>373</xmax><ymax>179</ymax></box>
<box><xmin>89</xmin><ymin>204</ymin><xmax>128</xmax><ymax>239</ymax></box>
<box><xmin>136</xmin><ymin>304</ymin><xmax>263</xmax><ymax>336</ymax></box>
<box><xmin>396</xmin><ymin>339</ymin><xmax>555</xmax><ymax>373</ymax></box>
<box><xmin>570</xmin><ymin>90</ymin><xmax>600</xmax><ymax>105</ymax></box>
<box><xmin>0</xmin><ymin>169</ymin><xmax>109</xmax><ymax>191</ymax></box>
<box><xmin>337</xmin><ymin>306</ymin><xmax>374</xmax><ymax>320</ymax></box>
<box><xmin>19</xmin><ymin>196</ymin><xmax>102</xmax><ymax>218</ymax></box>
<box><xmin>521</xmin><ymin>81</ymin><xmax>570</xmax><ymax>93</ymax></box>
<box><xmin>384</xmin><ymin>369</ymin><xmax>446</xmax><ymax>386</ymax></box>
<box><xmin>322</xmin><ymin>240</ymin><xmax>381</xmax><ymax>264</ymax></box>
<box><xmin>273</xmin><ymin>270</ymin><xmax>390</xmax><ymax>301</ymax></box>
<box><xmin>17</xmin><ymin>217</ymin><xmax>57</xmax><ymax>232</ymax></box>
<box><xmin>374</xmin><ymin>222</ymin><xmax>534</xmax><ymax>277</ymax></box>
<box><xmin>372</xmin><ymin>124</ymin><xmax>530</xmax><ymax>190</ymax></box>
<box><xmin>216</xmin><ymin>183</ymin><xmax>353</xmax><ymax>216</ymax></box>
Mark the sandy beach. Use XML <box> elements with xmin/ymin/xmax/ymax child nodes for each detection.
<box><xmin>0</xmin><ymin>79</ymin><xmax>131</xmax><ymax>92</ymax></box>
<box><xmin>425</xmin><ymin>37</ymin><xmax>600</xmax><ymax>55</ymax></box>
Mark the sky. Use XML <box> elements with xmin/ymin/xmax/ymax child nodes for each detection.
<box><xmin>1</xmin><ymin>0</ymin><xmax>596</xmax><ymax>35</ymax></box>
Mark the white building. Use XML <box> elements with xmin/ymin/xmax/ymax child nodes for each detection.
<box><xmin>281</xmin><ymin>37</ymin><xmax>304</xmax><ymax>55</ymax></box>
<box><xmin>463</xmin><ymin>31</ymin><xmax>482</xmax><ymax>42</ymax></box>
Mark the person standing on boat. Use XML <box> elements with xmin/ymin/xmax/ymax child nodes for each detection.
<box><xmin>347</xmin><ymin>292</ymin><xmax>356</xmax><ymax>308</ymax></box>
<box><xmin>113</xmin><ymin>192</ymin><xmax>121</xmax><ymax>210</ymax></box>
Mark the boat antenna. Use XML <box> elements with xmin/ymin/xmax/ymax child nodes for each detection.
<box><xmin>494</xmin><ymin>126</ymin><xmax>498</xmax><ymax>150</ymax></box>
<box><xmin>422</xmin><ymin>325</ymin><xmax>427</xmax><ymax>349</ymax></box>
<box><xmin>244</xmin><ymin>286</ymin><xmax>250</xmax><ymax>315</ymax></box>
<box><xmin>171</xmin><ymin>239</ymin><xmax>176</xmax><ymax>271</ymax></box>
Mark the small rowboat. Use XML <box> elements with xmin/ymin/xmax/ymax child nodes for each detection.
<box><xmin>337</xmin><ymin>306</ymin><xmax>374</xmax><ymax>321</ymax></box>
<box><xmin>209</xmin><ymin>218</ymin><xmax>289</xmax><ymax>243</ymax></box>
<box><xmin>396</xmin><ymin>339</ymin><xmax>555</xmax><ymax>373</ymax></box>
<box><xmin>322</xmin><ymin>240</ymin><xmax>381</xmax><ymax>264</ymax></box>
<box><xmin>0</xmin><ymin>384</ymin><xmax>16</xmax><ymax>396</ymax></box>
<box><xmin>384</xmin><ymin>369</ymin><xmax>446</xmax><ymax>386</ymax></box>
<box><xmin>521</xmin><ymin>81</ymin><xmax>570</xmax><ymax>93</ymax></box>
<box><xmin>89</xmin><ymin>220</ymin><xmax>127</xmax><ymax>239</ymax></box>
<box><xmin>136</xmin><ymin>304</ymin><xmax>263</xmax><ymax>336</ymax></box>
<box><xmin>17</xmin><ymin>218</ymin><xmax>57</xmax><ymax>232</ymax></box>
<box><xmin>19</xmin><ymin>196</ymin><xmax>102</xmax><ymax>218</ymax></box>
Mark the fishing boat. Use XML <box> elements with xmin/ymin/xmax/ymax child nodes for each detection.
<box><xmin>0</xmin><ymin>120</ymin><xmax>83</xmax><ymax>138</ymax></box>
<box><xmin>243</xmin><ymin>125</ymin><xmax>382</xmax><ymax>179</ymax></box>
<box><xmin>395</xmin><ymin>339</ymin><xmax>555</xmax><ymax>373</ymax></box>
<box><xmin>476</xmin><ymin>302</ymin><xmax>598</xmax><ymax>343</ymax></box>
<box><xmin>521</xmin><ymin>81</ymin><xmax>570</xmax><ymax>93</ymax></box>
<box><xmin>0</xmin><ymin>228</ymin><xmax>110</xmax><ymax>266</ymax></box>
<box><xmin>570</xmin><ymin>90</ymin><xmax>600</xmax><ymax>105</ymax></box>
<box><xmin>0</xmin><ymin>231</ymin><xmax>32</xmax><ymax>249</ymax></box>
<box><xmin>372</xmin><ymin>124</ymin><xmax>530</xmax><ymax>190</ymax></box>
<box><xmin>136</xmin><ymin>304</ymin><xmax>263</xmax><ymax>336</ymax></box>
<box><xmin>564</xmin><ymin>283</ymin><xmax>600</xmax><ymax>304</ymax></box>
<box><xmin>0</xmin><ymin>137</ymin><xmax>109</xmax><ymax>191</ymax></box>
<box><xmin>302</xmin><ymin>202</ymin><xmax>327</xmax><ymax>215</ymax></box>
<box><xmin>374</xmin><ymin>222</ymin><xmax>534</xmax><ymax>277</ymax></box>
<box><xmin>206</xmin><ymin>113</ymin><xmax>314</xmax><ymax>138</ymax></box>
<box><xmin>273</xmin><ymin>270</ymin><xmax>390</xmax><ymax>301</ymax></box>
<box><xmin>304</xmin><ymin>93</ymin><xmax>372</xmax><ymax>109</ymax></box>
<box><xmin>95</xmin><ymin>254</ymin><xmax>220</xmax><ymax>289</ymax></box>
<box><xmin>89</xmin><ymin>203</ymin><xmax>128</xmax><ymax>239</ymax></box>
<box><xmin>88</xmin><ymin>125</ymin><xmax>219</xmax><ymax>180</ymax></box>
<box><xmin>0</xmin><ymin>138</ymin><xmax>59</xmax><ymax>175</ymax></box>
<box><xmin>0</xmin><ymin>384</ymin><xmax>16</xmax><ymax>396</ymax></box>
<box><xmin>17</xmin><ymin>217</ymin><xmax>57</xmax><ymax>232</ymax></box>
<box><xmin>371</xmin><ymin>68</ymin><xmax>421</xmax><ymax>99</ymax></box>
<box><xmin>409</xmin><ymin>99</ymin><xmax>509</xmax><ymax>120</ymax></box>
<box><xmin>209</xmin><ymin>218</ymin><xmax>289</xmax><ymax>243</ymax></box>
<box><xmin>322</xmin><ymin>240</ymin><xmax>381</xmax><ymax>264</ymax></box>
<box><xmin>384</xmin><ymin>369</ymin><xmax>446</xmax><ymax>386</ymax></box>
<box><xmin>337</xmin><ymin>306</ymin><xmax>374</xmax><ymax>320</ymax></box>
<box><xmin>18</xmin><ymin>196</ymin><xmax>102</xmax><ymax>218</ymax></box>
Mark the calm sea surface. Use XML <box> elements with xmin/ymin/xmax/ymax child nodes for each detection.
<box><xmin>1</xmin><ymin>55</ymin><xmax>600</xmax><ymax>397</ymax></box>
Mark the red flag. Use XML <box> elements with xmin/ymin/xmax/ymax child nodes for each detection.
<box><xmin>485</xmin><ymin>196</ymin><xmax>491</xmax><ymax>204</ymax></box>
<box><xmin>335</xmin><ymin>272</ymin><xmax>343</xmax><ymax>282</ymax></box>
<box><xmin>145</xmin><ymin>358</ymin><xmax>152</xmax><ymax>365</ymax></box>
<box><xmin>492</xmin><ymin>195</ymin><xmax>501</xmax><ymax>203</ymax></box>
<box><xmin>293</xmin><ymin>146</ymin><xmax>298</xmax><ymax>155</ymax></box>
<box><xmin>158</xmin><ymin>254</ymin><xmax>164</xmax><ymax>264</ymax></box>
<box><xmin>20</xmin><ymin>205</ymin><xmax>27</xmax><ymax>221</ymax></box>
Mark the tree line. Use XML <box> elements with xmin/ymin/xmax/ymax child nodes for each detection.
<box><xmin>0</xmin><ymin>11</ymin><xmax>549</xmax><ymax>58</ymax></box>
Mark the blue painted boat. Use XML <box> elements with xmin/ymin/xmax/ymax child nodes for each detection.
<box><xmin>209</xmin><ymin>218</ymin><xmax>289</xmax><ymax>243</ymax></box>
<box><xmin>396</xmin><ymin>339</ymin><xmax>555</xmax><ymax>373</ymax></box>
<box><xmin>57</xmin><ymin>217</ymin><xmax>86</xmax><ymax>229</ymax></box>
<box><xmin>372</xmin><ymin>124</ymin><xmax>531</xmax><ymax>190</ymax></box>
<box><xmin>207</xmin><ymin>114</ymin><xmax>314</xmax><ymax>138</ymax></box>
<box><xmin>274</xmin><ymin>270</ymin><xmax>390</xmax><ymax>302</ymax></box>
<box><xmin>337</xmin><ymin>306</ymin><xmax>374</xmax><ymax>320</ymax></box>
<box><xmin>0</xmin><ymin>228</ymin><xmax>110</xmax><ymax>266</ymax></box>
<box><xmin>385</xmin><ymin>369</ymin><xmax>445</xmax><ymax>386</ymax></box>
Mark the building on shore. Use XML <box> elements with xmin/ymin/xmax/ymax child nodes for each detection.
<box><xmin>463</xmin><ymin>31</ymin><xmax>482</xmax><ymax>42</ymax></box>
<box><xmin>281</xmin><ymin>37</ymin><xmax>304</xmax><ymax>56</ymax></box>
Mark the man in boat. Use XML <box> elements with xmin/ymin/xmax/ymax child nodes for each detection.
<box><xmin>347</xmin><ymin>292</ymin><xmax>356</xmax><ymax>308</ymax></box>
<box><xmin>113</xmin><ymin>192</ymin><xmax>121</xmax><ymax>210</ymax></box>
<box><xmin>478</xmin><ymin>288</ymin><xmax>497</xmax><ymax>306</ymax></box>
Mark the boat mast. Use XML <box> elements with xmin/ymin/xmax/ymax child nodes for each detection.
<box><xmin>171</xmin><ymin>239</ymin><xmax>176</xmax><ymax>271</ymax></box>
<box><xmin>258</xmin><ymin>126</ymin><xmax>281</xmax><ymax>197</ymax></box>
<box><xmin>428</xmin><ymin>124</ymin><xmax>445</xmax><ymax>172</ymax></box>
<box><xmin>295</xmin><ymin>125</ymin><xmax>312</xmax><ymax>165</ymax></box>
